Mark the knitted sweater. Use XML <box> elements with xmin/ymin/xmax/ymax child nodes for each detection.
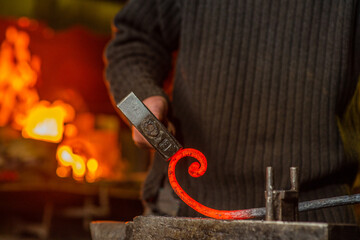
<box><xmin>105</xmin><ymin>0</ymin><xmax>360</xmax><ymax>223</ymax></box>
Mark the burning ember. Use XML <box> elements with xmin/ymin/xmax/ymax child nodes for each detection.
<box><xmin>56</xmin><ymin>145</ymin><xmax>99</xmax><ymax>182</ymax></box>
<box><xmin>0</xmin><ymin>20</ymin><xmax>121</xmax><ymax>183</ymax></box>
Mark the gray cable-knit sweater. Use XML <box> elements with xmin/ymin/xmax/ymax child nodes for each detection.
<box><xmin>105</xmin><ymin>0</ymin><xmax>360</xmax><ymax>223</ymax></box>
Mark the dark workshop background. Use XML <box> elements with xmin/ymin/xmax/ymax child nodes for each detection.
<box><xmin>0</xmin><ymin>0</ymin><xmax>359</xmax><ymax>240</ymax></box>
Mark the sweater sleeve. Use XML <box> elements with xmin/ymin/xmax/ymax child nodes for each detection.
<box><xmin>105</xmin><ymin>0</ymin><xmax>180</xmax><ymax>103</ymax></box>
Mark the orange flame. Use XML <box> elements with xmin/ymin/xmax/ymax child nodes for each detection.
<box><xmin>22</xmin><ymin>101</ymin><xmax>75</xmax><ymax>143</ymax></box>
<box><xmin>87</xmin><ymin>158</ymin><xmax>98</xmax><ymax>173</ymax></box>
<box><xmin>56</xmin><ymin>145</ymin><xmax>86</xmax><ymax>180</ymax></box>
<box><xmin>0</xmin><ymin>26</ymin><xmax>40</xmax><ymax>129</ymax></box>
<box><xmin>0</xmin><ymin>23</ymin><xmax>119</xmax><ymax>183</ymax></box>
<box><xmin>56</xmin><ymin>145</ymin><xmax>100</xmax><ymax>182</ymax></box>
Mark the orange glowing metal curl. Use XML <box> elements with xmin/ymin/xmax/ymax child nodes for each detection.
<box><xmin>168</xmin><ymin>148</ymin><xmax>258</xmax><ymax>220</ymax></box>
<box><xmin>117</xmin><ymin>92</ymin><xmax>264</xmax><ymax>219</ymax></box>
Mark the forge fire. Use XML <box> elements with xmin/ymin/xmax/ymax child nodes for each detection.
<box><xmin>0</xmin><ymin>22</ymin><xmax>121</xmax><ymax>183</ymax></box>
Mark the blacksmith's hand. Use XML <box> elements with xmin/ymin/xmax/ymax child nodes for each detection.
<box><xmin>132</xmin><ymin>95</ymin><xmax>175</xmax><ymax>148</ymax></box>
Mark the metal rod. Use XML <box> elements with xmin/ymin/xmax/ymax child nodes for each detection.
<box><xmin>265</xmin><ymin>166</ymin><xmax>274</xmax><ymax>220</ymax></box>
<box><xmin>243</xmin><ymin>193</ymin><xmax>360</xmax><ymax>219</ymax></box>
<box><xmin>290</xmin><ymin>167</ymin><xmax>298</xmax><ymax>191</ymax></box>
<box><xmin>298</xmin><ymin>193</ymin><xmax>360</xmax><ymax>212</ymax></box>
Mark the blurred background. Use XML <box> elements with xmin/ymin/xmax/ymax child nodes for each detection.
<box><xmin>0</xmin><ymin>0</ymin><xmax>151</xmax><ymax>239</ymax></box>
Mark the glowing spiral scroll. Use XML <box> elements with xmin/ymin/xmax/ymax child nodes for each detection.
<box><xmin>168</xmin><ymin>148</ymin><xmax>258</xmax><ymax>220</ymax></box>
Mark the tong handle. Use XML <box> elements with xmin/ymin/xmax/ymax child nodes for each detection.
<box><xmin>117</xmin><ymin>92</ymin><xmax>182</xmax><ymax>160</ymax></box>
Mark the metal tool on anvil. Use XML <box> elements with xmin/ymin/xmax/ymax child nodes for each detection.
<box><xmin>117</xmin><ymin>92</ymin><xmax>360</xmax><ymax>220</ymax></box>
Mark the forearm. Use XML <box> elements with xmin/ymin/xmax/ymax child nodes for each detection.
<box><xmin>105</xmin><ymin>34</ymin><xmax>171</xmax><ymax>104</ymax></box>
<box><xmin>104</xmin><ymin>0</ymin><xmax>179</xmax><ymax>104</ymax></box>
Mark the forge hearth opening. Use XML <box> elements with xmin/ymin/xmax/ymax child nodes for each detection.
<box><xmin>0</xmin><ymin>1</ymin><xmax>148</xmax><ymax>239</ymax></box>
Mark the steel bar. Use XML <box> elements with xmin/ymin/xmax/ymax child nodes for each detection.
<box><xmin>298</xmin><ymin>193</ymin><xmax>360</xmax><ymax>212</ymax></box>
<box><xmin>290</xmin><ymin>167</ymin><xmax>298</xmax><ymax>191</ymax></box>
<box><xmin>265</xmin><ymin>167</ymin><xmax>274</xmax><ymax>220</ymax></box>
<box><xmin>227</xmin><ymin>193</ymin><xmax>360</xmax><ymax>219</ymax></box>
